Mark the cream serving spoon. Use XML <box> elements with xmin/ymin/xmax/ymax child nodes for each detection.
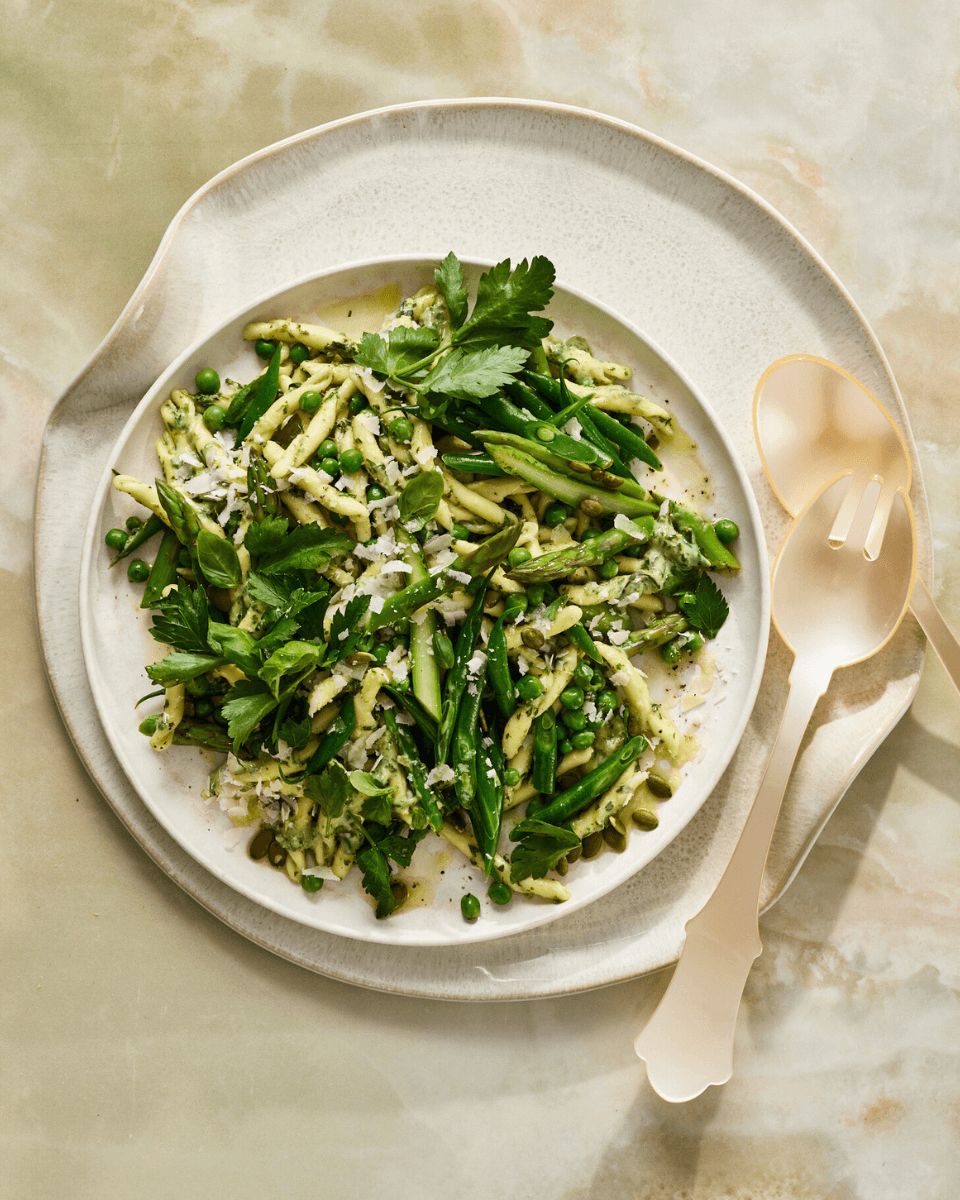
<box><xmin>754</xmin><ymin>354</ymin><xmax>960</xmax><ymax>691</ymax></box>
<box><xmin>635</xmin><ymin>474</ymin><xmax>916</xmax><ymax>1102</ymax></box>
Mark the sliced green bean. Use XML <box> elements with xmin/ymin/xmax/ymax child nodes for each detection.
<box><xmin>110</xmin><ymin>513</ymin><xmax>165</xmax><ymax>567</ymax></box>
<box><xmin>305</xmin><ymin>695</ymin><xmax>356</xmax><ymax>774</ymax></box>
<box><xmin>437</xmin><ymin>578</ymin><xmax>489</xmax><ymax>765</ymax></box>
<box><xmin>441</xmin><ymin>453</ymin><xmax>507</xmax><ymax>476</ymax></box>
<box><xmin>473</xmin><ymin>730</ymin><xmax>504</xmax><ymax>876</ymax></box>
<box><xmin>486</xmin><ymin>615</ymin><xmax>517</xmax><ymax>719</ymax></box>
<box><xmin>139</xmin><ymin>528</ymin><xmax>182</xmax><ymax>609</ymax></box>
<box><xmin>384</xmin><ymin>708</ymin><xmax>443</xmax><ymax>832</ymax></box>
<box><xmin>532</xmin><ymin>709</ymin><xmax>558</xmax><ymax>796</ymax></box>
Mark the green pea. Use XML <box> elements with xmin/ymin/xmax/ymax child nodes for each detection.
<box><xmin>432</xmin><ymin>631</ymin><xmax>455</xmax><ymax>670</ymax></box>
<box><xmin>572</xmin><ymin>661</ymin><xmax>594</xmax><ymax>688</ymax></box>
<box><xmin>571</xmin><ymin>730</ymin><xmax>595</xmax><ymax>750</ymax></box>
<box><xmin>255</xmin><ymin>339</ymin><xmax>275</xmax><ymax>359</ymax></box>
<box><xmin>580</xmin><ymin>527</ymin><xmax>603</xmax><ymax>543</ymax></box>
<box><xmin>558</xmin><ymin>738</ymin><xmax>574</xmax><ymax>755</ymax></box>
<box><xmin>138</xmin><ymin>716</ymin><xmax>159</xmax><ymax>736</ymax></box>
<box><xmin>507</xmin><ymin>546</ymin><xmax>532</xmax><ymax>569</ymax></box>
<box><xmin>195</xmin><ymin>368</ymin><xmax>220</xmax><ymax>394</ymax></box>
<box><xmin>598</xmin><ymin>558</ymin><xmax>619</xmax><ymax>579</ymax></box>
<box><xmin>348</xmin><ymin>394</ymin><xmax>368</xmax><ymax>416</ymax></box>
<box><xmin>516</xmin><ymin>676</ymin><xmax>545</xmax><ymax>702</ymax></box>
<box><xmin>193</xmin><ymin>698</ymin><xmax>213</xmax><ymax>718</ymax></box>
<box><xmin>105</xmin><ymin>528</ymin><xmax>127</xmax><ymax>551</ymax></box>
<box><xmin>451</xmin><ymin>523</ymin><xmax>470</xmax><ymax>540</ymax></box>
<box><xmin>461</xmin><ymin>893</ymin><xmax>481</xmax><ymax>921</ymax></box>
<box><xmin>339</xmin><ymin>448</ymin><xmax>364</xmax><ymax>475</ymax></box>
<box><xmin>366</xmin><ymin>484</ymin><xmax>386</xmax><ymax>502</ymax></box>
<box><xmin>388</xmin><ymin>416</ymin><xmax>413</xmax><ymax>443</ymax></box>
<box><xmin>715</xmin><ymin>518</ymin><xmax>740</xmax><ymax>544</ymax></box>
<box><xmin>299</xmin><ymin>389</ymin><xmax>322</xmax><ymax>414</ymax></box>
<box><xmin>597</xmin><ymin>688</ymin><xmax>619</xmax><ymax>711</ymax></box>
<box><xmin>289</xmin><ymin>342</ymin><xmax>309</xmax><ymax>365</ymax></box>
<box><xmin>503</xmin><ymin>768</ymin><xmax>521</xmax><ymax>788</ymax></box>
<box><xmin>487</xmin><ymin>881</ymin><xmax>512</xmax><ymax>906</ymax></box>
<box><xmin>127</xmin><ymin>559</ymin><xmax>150</xmax><ymax>583</ymax></box>
<box><xmin>372</xmin><ymin>643</ymin><xmax>390</xmax><ymax>665</ymax></box>
<box><xmin>543</xmin><ymin>503</ymin><xmax>570</xmax><ymax>528</ymax></box>
<box><xmin>661</xmin><ymin>639</ymin><xmax>683</xmax><ymax>665</ymax></box>
<box><xmin>526</xmin><ymin>585</ymin><xmax>546</xmax><ymax>607</ymax></box>
<box><xmin>202</xmin><ymin>403</ymin><xmax>227</xmax><ymax>432</ymax></box>
<box><xmin>301</xmin><ymin>873</ymin><xmax>323</xmax><ymax>892</ymax></box>
<box><xmin>561</xmin><ymin>709</ymin><xmax>587</xmax><ymax>732</ymax></box>
<box><xmin>125</xmin><ymin>515</ymin><xmax>143</xmax><ymax>533</ymax></box>
<box><xmin>503</xmin><ymin>594</ymin><xmax>529</xmax><ymax>620</ymax></box>
<box><xmin>686</xmin><ymin>631</ymin><xmax>705</xmax><ymax>654</ymax></box>
<box><xmin>314</xmin><ymin>439</ymin><xmax>335</xmax><ymax>460</ymax></box>
<box><xmin>559</xmin><ymin>686</ymin><xmax>585</xmax><ymax>710</ymax></box>
<box><xmin>319</xmin><ymin>456</ymin><xmax>340</xmax><ymax>477</ymax></box>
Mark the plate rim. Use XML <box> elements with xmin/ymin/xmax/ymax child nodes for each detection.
<box><xmin>78</xmin><ymin>251</ymin><xmax>770</xmax><ymax>948</ymax></box>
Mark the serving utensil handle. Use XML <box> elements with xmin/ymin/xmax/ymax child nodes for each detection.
<box><xmin>634</xmin><ymin>663</ymin><xmax>832</xmax><ymax>1102</ymax></box>
<box><xmin>911</xmin><ymin>576</ymin><xmax>960</xmax><ymax>696</ymax></box>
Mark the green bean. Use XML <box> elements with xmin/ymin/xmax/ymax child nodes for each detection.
<box><xmin>532</xmin><ymin>709</ymin><xmax>558</xmax><ymax>796</ymax></box>
<box><xmin>658</xmin><ymin>498</ymin><xmax>741</xmax><ymax>570</ymax></box>
<box><xmin>304</xmin><ymin>695</ymin><xmax>356</xmax><ymax>774</ymax></box>
<box><xmin>441</xmin><ymin>453</ymin><xmax>508</xmax><ymax>476</ymax></box>
<box><xmin>510</xmin><ymin>736</ymin><xmax>648</xmax><ymax>837</ymax></box>
<box><xmin>502</xmin><ymin>378</ymin><xmax>560</xmax><ymax>423</ymax></box>
<box><xmin>472</xmin><ymin>729</ymin><xmax>504</xmax><ymax>876</ymax></box>
<box><xmin>564</xmin><ymin>622</ymin><xmax>603</xmax><ymax>664</ymax></box>
<box><xmin>474</xmin><ymin>429</ymin><xmax>652</xmax><ymax>501</ymax></box>
<box><xmin>235</xmin><ymin>344</ymin><xmax>282</xmax><ymax>441</ymax></box>
<box><xmin>383</xmin><ymin>708</ymin><xmax>443</xmax><ymax>832</ymax></box>
<box><xmin>109</xmin><ymin>513</ymin><xmax>165</xmax><ymax>567</ymax></box>
<box><xmin>451</xmin><ymin>648</ymin><xmax>488</xmax><ymax>818</ymax></box>
<box><xmin>139</xmin><ymin>528</ymin><xmax>182</xmax><ymax>609</ymax></box>
<box><xmin>470</xmin><ymin>394</ymin><xmax>612</xmax><ymax>469</ymax></box>
<box><xmin>381</xmin><ymin>685</ymin><xmax>439</xmax><ymax>745</ymax></box>
<box><xmin>486</xmin><ymin>615</ymin><xmax>517</xmax><ymax>719</ymax></box>
<box><xmin>437</xmin><ymin>577</ymin><xmax>489</xmax><ymax>765</ymax></box>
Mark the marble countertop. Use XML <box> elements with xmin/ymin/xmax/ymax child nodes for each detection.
<box><xmin>6</xmin><ymin>3</ymin><xmax>960</xmax><ymax>1197</ymax></box>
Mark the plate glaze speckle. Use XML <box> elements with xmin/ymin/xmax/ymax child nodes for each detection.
<box><xmin>79</xmin><ymin>256</ymin><xmax>769</xmax><ymax>948</ymax></box>
<box><xmin>37</xmin><ymin>100</ymin><xmax>927</xmax><ymax>996</ymax></box>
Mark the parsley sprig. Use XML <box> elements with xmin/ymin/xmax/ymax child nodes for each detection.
<box><xmin>354</xmin><ymin>252</ymin><xmax>555</xmax><ymax>419</ymax></box>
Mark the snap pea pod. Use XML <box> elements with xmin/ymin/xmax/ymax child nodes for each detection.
<box><xmin>486</xmin><ymin>615</ymin><xmax>517</xmax><ymax>719</ymax></box>
<box><xmin>436</xmin><ymin>577</ymin><xmax>490</xmax><ymax>765</ymax></box>
<box><xmin>575</xmin><ymin>405</ymin><xmax>634</xmax><ymax>478</ymax></box>
<box><xmin>383</xmin><ymin>708</ymin><xmax>443</xmax><ymax>832</ymax></box>
<box><xmin>502</xmin><ymin>378</ymin><xmax>559</xmax><ymax>424</ymax></box>
<box><xmin>510</xmin><ymin>736</ymin><xmax>648</xmax><ymax>837</ymax></box>
<box><xmin>470</xmin><ymin>393</ymin><xmax>612</xmax><ymax>469</ymax></box>
<box><xmin>139</xmin><ymin>528</ymin><xmax>183</xmax><ymax>609</ymax></box>
<box><xmin>382</xmin><ymin>685</ymin><xmax>438</xmax><ymax>745</ymax></box>
<box><xmin>235</xmin><ymin>344</ymin><xmax>283</xmax><ymax>442</ymax></box>
<box><xmin>429</xmin><ymin>414</ymin><xmax>485</xmax><ymax>450</ymax></box>
<box><xmin>110</xmin><ymin>513</ymin><xmax>165</xmax><ymax>566</ymax></box>
<box><xmin>564</xmin><ymin>621</ymin><xmax>603</xmax><ymax>664</ymax></box>
<box><xmin>304</xmin><ymin>695</ymin><xmax>356</xmax><ymax>774</ymax></box>
<box><xmin>656</xmin><ymin>497</ymin><xmax>741</xmax><ymax>570</ymax></box>
<box><xmin>472</xmin><ymin>731</ymin><xmax>504</xmax><ymax>876</ymax></box>
<box><xmin>451</xmin><ymin>647</ymin><xmax>488</xmax><ymax>818</ymax></box>
<box><xmin>520</xmin><ymin>370</ymin><xmax>663</xmax><ymax>471</ymax></box>
<box><xmin>441</xmin><ymin>452</ymin><xmax>507</xmax><ymax>476</ymax></box>
<box><xmin>484</xmin><ymin>444</ymin><xmax>659</xmax><ymax>520</ymax></box>
<box><xmin>532</xmin><ymin>708</ymin><xmax>558</xmax><ymax>796</ymax></box>
<box><xmin>507</xmin><ymin>522</ymin><xmax>654</xmax><ymax>583</ymax></box>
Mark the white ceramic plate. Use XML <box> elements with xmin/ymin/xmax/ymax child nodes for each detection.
<box><xmin>79</xmin><ymin>255</ymin><xmax>769</xmax><ymax>947</ymax></box>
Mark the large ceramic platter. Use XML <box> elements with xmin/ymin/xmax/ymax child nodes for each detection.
<box><xmin>79</xmin><ymin>256</ymin><xmax>769</xmax><ymax>947</ymax></box>
<box><xmin>36</xmin><ymin>100</ymin><xmax>928</xmax><ymax>997</ymax></box>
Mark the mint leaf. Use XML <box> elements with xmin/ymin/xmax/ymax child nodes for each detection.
<box><xmin>236</xmin><ymin>344</ymin><xmax>282</xmax><ymax>442</ymax></box>
<box><xmin>244</xmin><ymin>516</ymin><xmax>288</xmax><ymax>560</ymax></box>
<box><xmin>398</xmin><ymin>471</ymin><xmax>443</xmax><ymax>529</ymax></box>
<box><xmin>677</xmin><ymin>574</ymin><xmax>729</xmax><ymax>640</ymax></box>
<box><xmin>509</xmin><ymin>819</ymin><xmax>581</xmax><ymax>882</ymax></box>
<box><xmin>145</xmin><ymin>651</ymin><xmax>227</xmax><ymax>686</ymax></box>
<box><xmin>197</xmin><ymin>529</ymin><xmax>242</xmax><ymax>588</ymax></box>
<box><xmin>360</xmin><ymin>791</ymin><xmax>393</xmax><ymax>826</ymax></box>
<box><xmin>351</xmin><ymin>770</ymin><xmax>393</xmax><ymax>798</ymax></box>
<box><xmin>220</xmin><ymin>680</ymin><xmax>278</xmax><ymax>749</ymax></box>
<box><xmin>453</xmin><ymin>256</ymin><xmax>555</xmax><ymax>352</ymax></box>
<box><xmin>419</xmin><ymin>345</ymin><xmax>528</xmax><ymax>401</ymax></box>
<box><xmin>150</xmin><ymin>584</ymin><xmax>209</xmax><ymax>653</ymax></box>
<box><xmin>376</xmin><ymin>829</ymin><xmax>427</xmax><ymax>869</ymax></box>
<box><xmin>434</xmin><ymin>252</ymin><xmax>468</xmax><ymax>328</ymax></box>
<box><xmin>356</xmin><ymin>845</ymin><xmax>396</xmax><ymax>918</ymax></box>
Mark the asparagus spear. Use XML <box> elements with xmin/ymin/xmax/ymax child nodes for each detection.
<box><xmin>507</xmin><ymin>522</ymin><xmax>654</xmax><ymax>584</ymax></box>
